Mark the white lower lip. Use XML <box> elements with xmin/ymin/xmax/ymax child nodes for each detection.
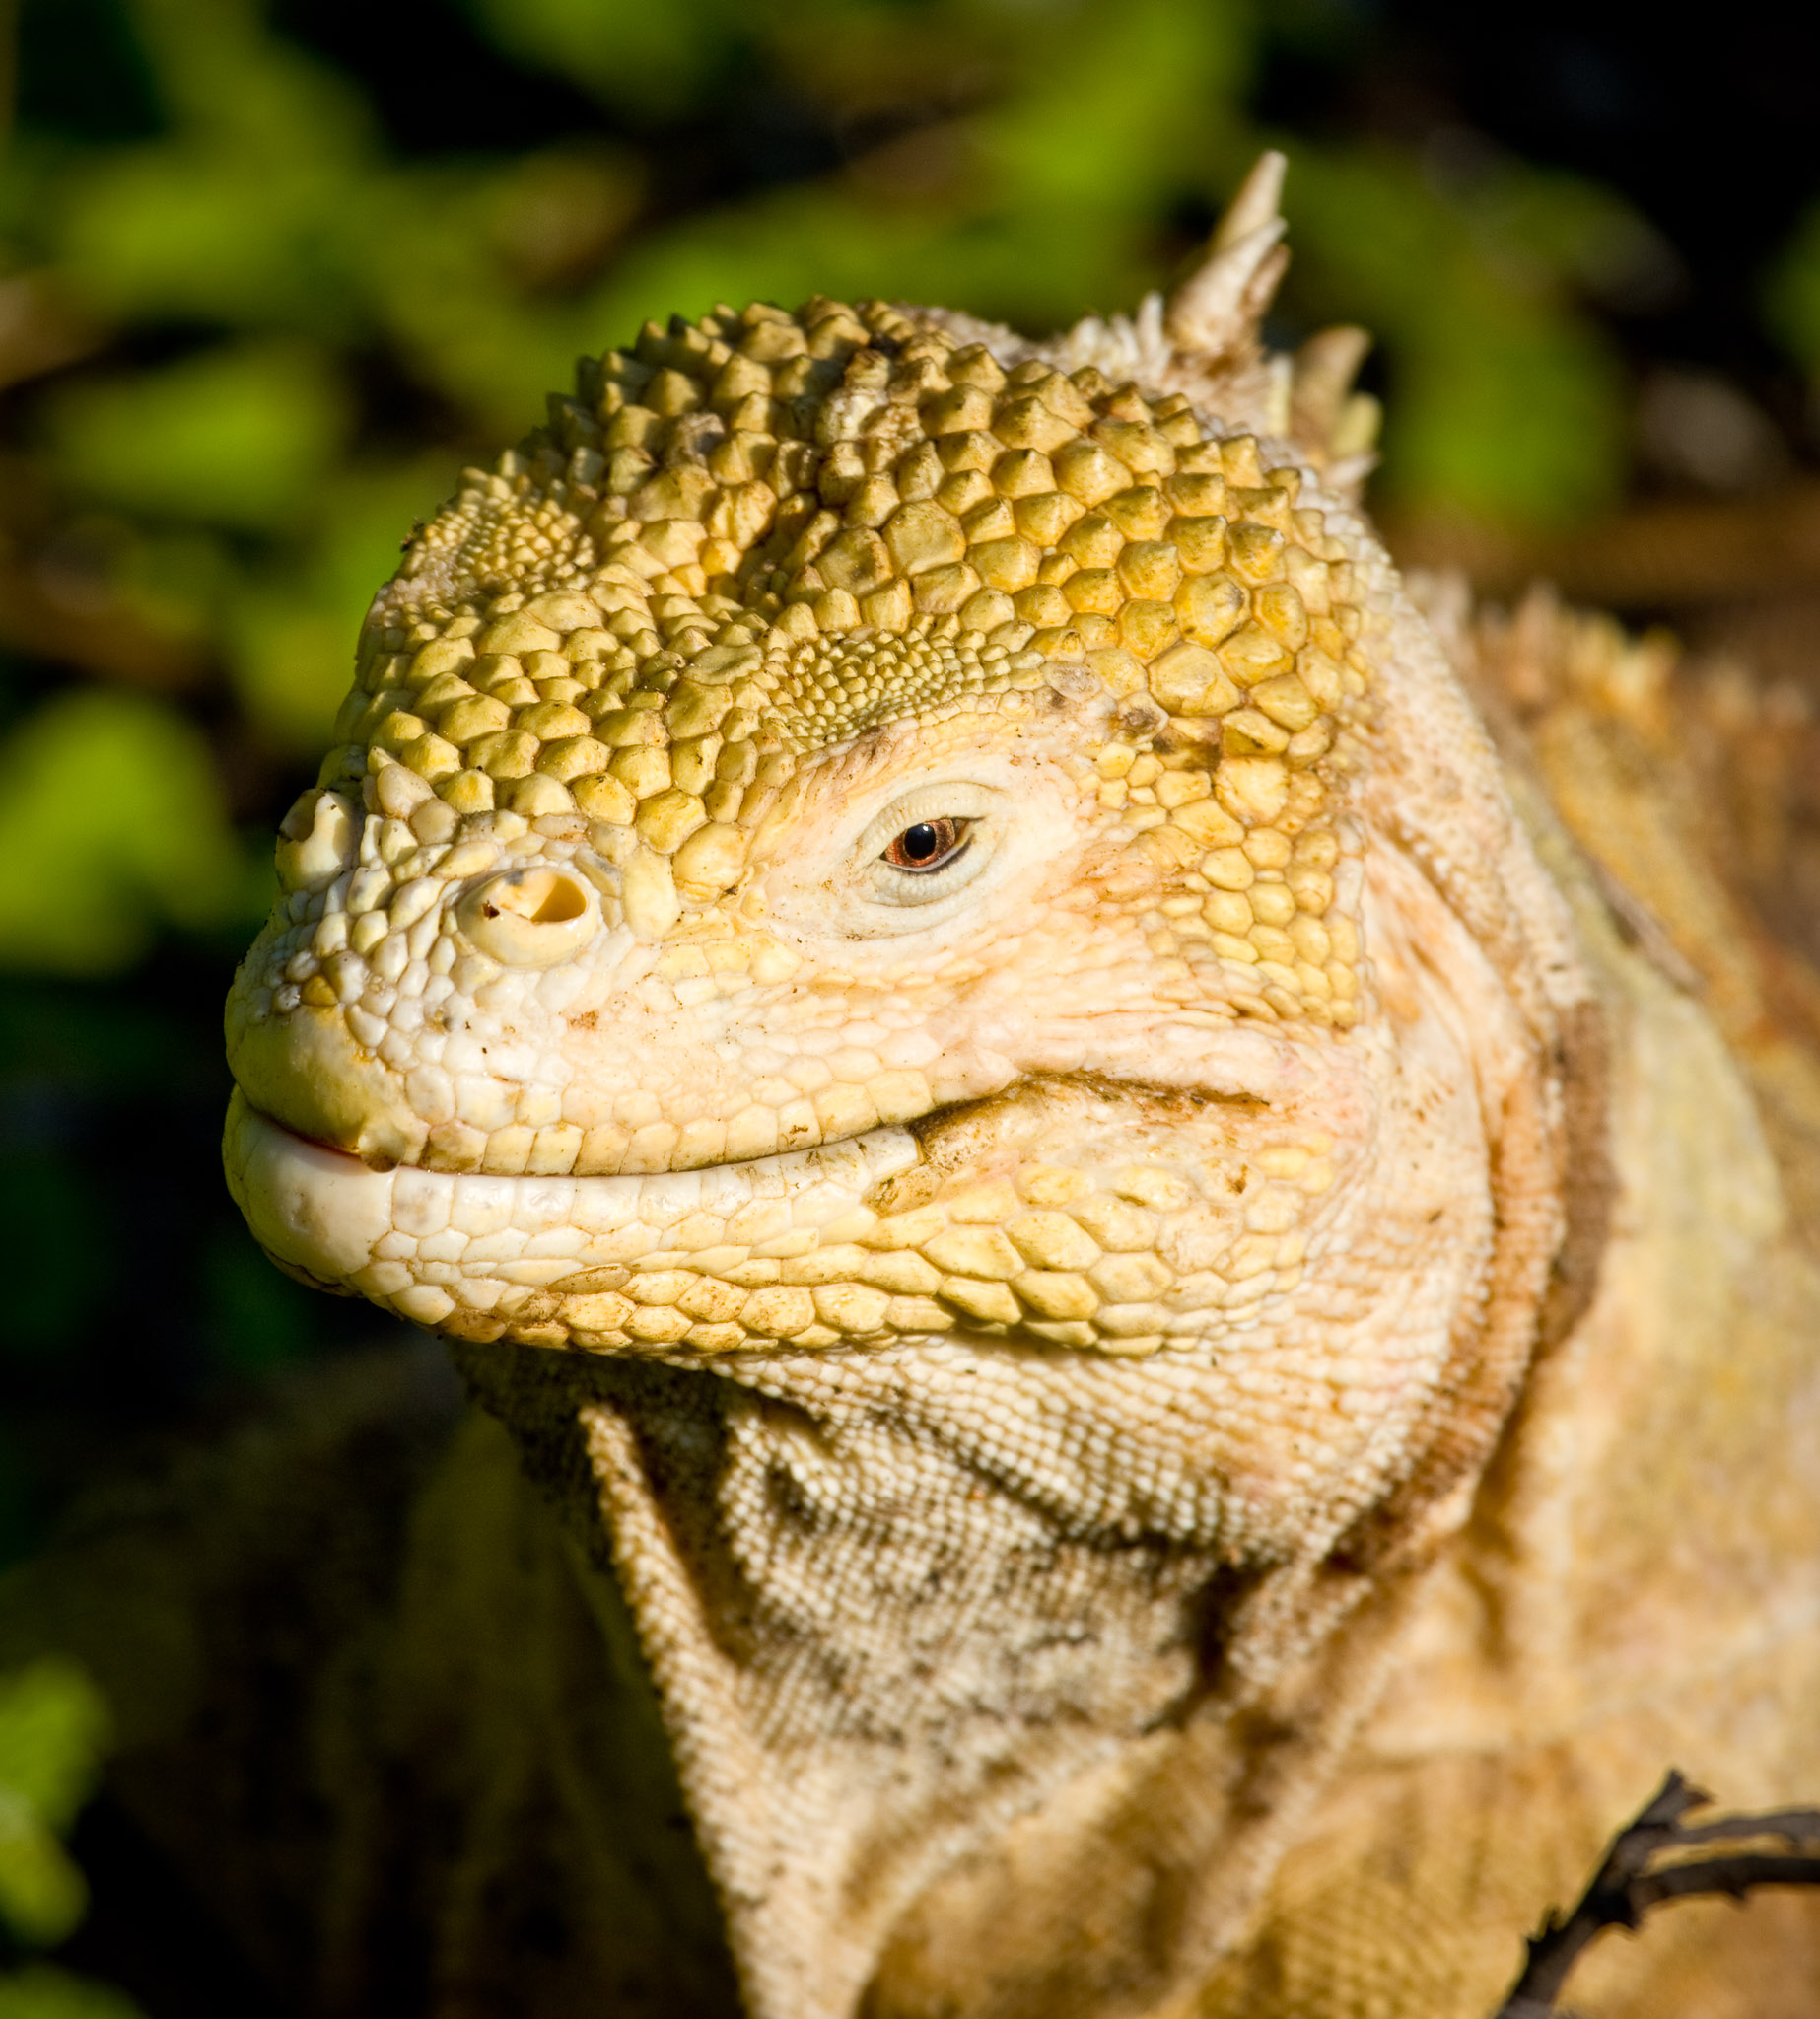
<box><xmin>223</xmin><ymin>1089</ymin><xmax>923</xmax><ymax>1293</ymax></box>
<box><xmin>223</xmin><ymin>1090</ymin><xmax>396</xmax><ymax>1282</ymax></box>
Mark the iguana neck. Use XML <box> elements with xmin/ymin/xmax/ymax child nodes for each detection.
<box><xmin>459</xmin><ymin>1342</ymin><xmax>1439</xmax><ymax>2019</ymax></box>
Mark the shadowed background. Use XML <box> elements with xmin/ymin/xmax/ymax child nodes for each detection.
<box><xmin>1</xmin><ymin>0</ymin><xmax>1819</xmax><ymax>2005</ymax></box>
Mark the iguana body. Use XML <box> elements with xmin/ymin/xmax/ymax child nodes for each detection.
<box><xmin>49</xmin><ymin>155</ymin><xmax>1820</xmax><ymax>2015</ymax></box>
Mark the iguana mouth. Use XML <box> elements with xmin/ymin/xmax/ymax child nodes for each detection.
<box><xmin>224</xmin><ymin>1070</ymin><xmax>1327</xmax><ymax>1361</ymax></box>
<box><xmin>224</xmin><ymin>1088</ymin><xmax>927</xmax><ymax>1344</ymax></box>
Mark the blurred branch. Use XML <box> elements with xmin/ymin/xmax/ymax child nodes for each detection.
<box><xmin>0</xmin><ymin>273</ymin><xmax>104</xmax><ymax>394</ymax></box>
<box><xmin>0</xmin><ymin>541</ymin><xmax>210</xmax><ymax>690</ymax></box>
<box><xmin>1489</xmin><ymin>1771</ymin><xmax>1820</xmax><ymax>2018</ymax></box>
<box><xmin>1389</xmin><ymin>482</ymin><xmax>1820</xmax><ymax>613</ymax></box>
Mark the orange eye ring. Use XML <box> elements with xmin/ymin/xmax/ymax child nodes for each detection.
<box><xmin>881</xmin><ymin>816</ymin><xmax>970</xmax><ymax>872</ymax></box>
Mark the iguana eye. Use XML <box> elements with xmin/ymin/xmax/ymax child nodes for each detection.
<box><xmin>881</xmin><ymin>818</ymin><xmax>970</xmax><ymax>872</ymax></box>
<box><xmin>842</xmin><ymin>780</ymin><xmax>1004</xmax><ymax>925</ymax></box>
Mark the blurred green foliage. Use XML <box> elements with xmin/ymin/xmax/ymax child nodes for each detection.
<box><xmin>1767</xmin><ymin>201</ymin><xmax>1820</xmax><ymax>391</ymax></box>
<box><xmin>0</xmin><ymin>690</ymin><xmax>247</xmax><ymax>971</ymax></box>
<box><xmin>0</xmin><ymin>1659</ymin><xmax>109</xmax><ymax>1949</ymax></box>
<box><xmin>0</xmin><ymin>1968</ymin><xmax>144</xmax><ymax>2019</ymax></box>
<box><xmin>0</xmin><ymin>1658</ymin><xmax>143</xmax><ymax>2019</ymax></box>
<box><xmin>42</xmin><ymin>345</ymin><xmax>350</xmax><ymax>533</ymax></box>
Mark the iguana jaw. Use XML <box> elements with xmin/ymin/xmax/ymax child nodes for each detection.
<box><xmin>223</xmin><ymin>1088</ymin><xmax>924</xmax><ymax>1330</ymax></box>
<box><xmin>220</xmin><ymin>1005</ymin><xmax>1355</xmax><ymax>1368</ymax></box>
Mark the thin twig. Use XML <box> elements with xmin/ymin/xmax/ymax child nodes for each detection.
<box><xmin>1489</xmin><ymin>1770</ymin><xmax>1820</xmax><ymax>2017</ymax></box>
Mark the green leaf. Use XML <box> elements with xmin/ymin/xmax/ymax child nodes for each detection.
<box><xmin>57</xmin><ymin>146</ymin><xmax>361</xmax><ymax>331</ymax></box>
<box><xmin>1766</xmin><ymin>198</ymin><xmax>1820</xmax><ymax>379</ymax></box>
<box><xmin>0</xmin><ymin>1661</ymin><xmax>109</xmax><ymax>1842</ymax></box>
<box><xmin>0</xmin><ymin>690</ymin><xmax>245</xmax><ymax>973</ymax></box>
<box><xmin>40</xmin><ymin>342</ymin><xmax>350</xmax><ymax>533</ymax></box>
<box><xmin>0</xmin><ymin>1964</ymin><xmax>145</xmax><ymax>2019</ymax></box>
<box><xmin>0</xmin><ymin>1824</ymin><xmax>87</xmax><ymax>1954</ymax></box>
<box><xmin>119</xmin><ymin>0</ymin><xmax>373</xmax><ymax>163</ymax></box>
<box><xmin>1284</xmin><ymin>146</ymin><xmax>1627</xmax><ymax>525</ymax></box>
<box><xmin>0</xmin><ymin>1661</ymin><xmax>110</xmax><ymax>1948</ymax></box>
<box><xmin>461</xmin><ymin>0</ymin><xmax>738</xmax><ymax>119</ymax></box>
<box><xmin>570</xmin><ymin>0</ymin><xmax>1254</xmax><ymax>356</ymax></box>
<box><xmin>342</xmin><ymin>164</ymin><xmax>593</xmax><ymax>432</ymax></box>
<box><xmin>981</xmin><ymin>0</ymin><xmax>1253</xmax><ymax>223</ymax></box>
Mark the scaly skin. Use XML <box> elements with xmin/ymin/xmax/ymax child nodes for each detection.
<box><xmin>218</xmin><ymin>156</ymin><xmax>1820</xmax><ymax>2017</ymax></box>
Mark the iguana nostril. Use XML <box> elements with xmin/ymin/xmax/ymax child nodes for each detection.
<box><xmin>456</xmin><ymin>867</ymin><xmax>598</xmax><ymax>966</ymax></box>
<box><xmin>497</xmin><ymin>872</ymin><xmax>587</xmax><ymax>926</ymax></box>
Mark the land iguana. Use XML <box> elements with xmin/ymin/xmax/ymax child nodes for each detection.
<box><xmin>202</xmin><ymin>154</ymin><xmax>1820</xmax><ymax>2017</ymax></box>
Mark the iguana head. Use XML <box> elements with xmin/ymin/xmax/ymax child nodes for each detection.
<box><xmin>225</xmin><ymin>155</ymin><xmax>1584</xmax><ymax>1588</ymax></box>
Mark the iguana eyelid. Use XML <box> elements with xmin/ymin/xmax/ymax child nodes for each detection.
<box><xmin>851</xmin><ymin>782</ymin><xmax>1002</xmax><ymax>912</ymax></box>
<box><xmin>852</xmin><ymin>782</ymin><xmax>999</xmax><ymax>862</ymax></box>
